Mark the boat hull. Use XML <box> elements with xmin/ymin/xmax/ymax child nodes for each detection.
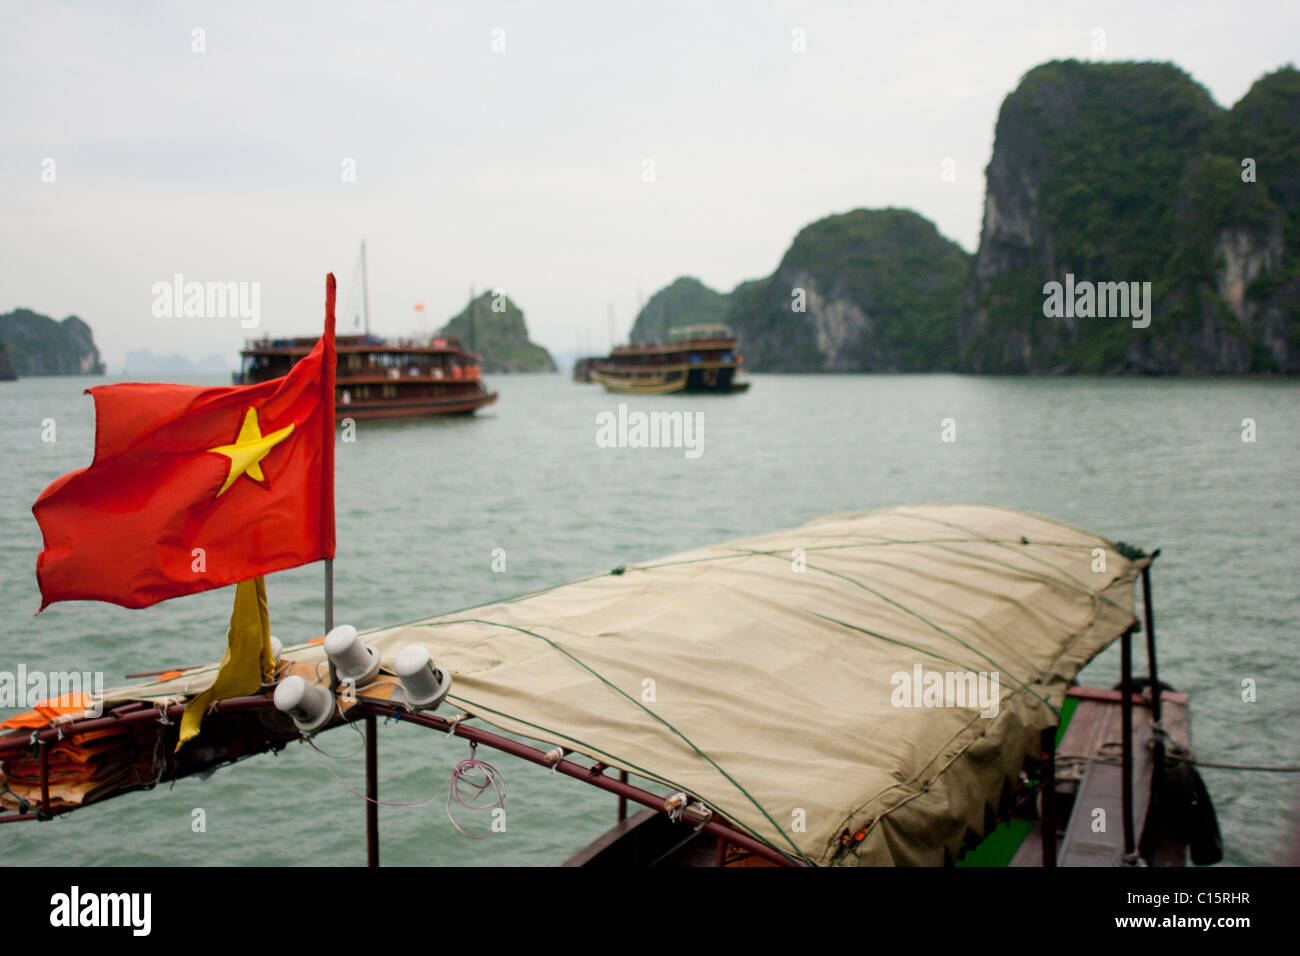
<box><xmin>592</xmin><ymin>363</ymin><xmax>742</xmax><ymax>395</ymax></box>
<box><xmin>336</xmin><ymin>389</ymin><xmax>498</xmax><ymax>420</ymax></box>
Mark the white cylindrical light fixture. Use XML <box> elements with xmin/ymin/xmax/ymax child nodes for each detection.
<box><xmin>273</xmin><ymin>675</ymin><xmax>334</xmax><ymax>734</ymax></box>
<box><xmin>323</xmin><ymin>624</ymin><xmax>380</xmax><ymax>687</ymax></box>
<box><xmin>394</xmin><ymin>645</ymin><xmax>452</xmax><ymax>711</ymax></box>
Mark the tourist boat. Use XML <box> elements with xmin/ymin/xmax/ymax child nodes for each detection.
<box><xmin>233</xmin><ymin>242</ymin><xmax>497</xmax><ymax>419</ymax></box>
<box><xmin>590</xmin><ymin>324</ymin><xmax>750</xmax><ymax>394</ymax></box>
<box><xmin>0</xmin><ymin>505</ymin><xmax>1220</xmax><ymax>867</ymax></box>
<box><xmin>235</xmin><ymin>333</ymin><xmax>496</xmax><ymax>420</ymax></box>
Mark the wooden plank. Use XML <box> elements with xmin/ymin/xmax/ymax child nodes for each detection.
<box><xmin>1009</xmin><ymin>694</ymin><xmax>1192</xmax><ymax>866</ymax></box>
<box><xmin>1056</xmin><ymin>722</ymin><xmax>1154</xmax><ymax>866</ymax></box>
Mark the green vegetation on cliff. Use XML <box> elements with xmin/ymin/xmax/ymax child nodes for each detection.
<box><xmin>1031</xmin><ymin>61</ymin><xmax>1219</xmax><ymax>277</ymax></box>
<box><xmin>962</xmin><ymin>60</ymin><xmax>1300</xmax><ymax>373</ymax></box>
<box><xmin>1212</xmin><ymin>65</ymin><xmax>1300</xmax><ymax>251</ymax></box>
<box><xmin>630</xmin><ymin>277</ymin><xmax>733</xmax><ymax>343</ymax></box>
<box><xmin>633</xmin><ymin>210</ymin><xmax>972</xmax><ymax>371</ymax></box>
<box><xmin>441</xmin><ymin>292</ymin><xmax>556</xmax><ymax>373</ymax></box>
<box><xmin>727</xmin><ymin>209</ymin><xmax>972</xmax><ymax>370</ymax></box>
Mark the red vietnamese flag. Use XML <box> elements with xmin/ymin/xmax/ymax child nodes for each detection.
<box><xmin>33</xmin><ymin>274</ymin><xmax>338</xmax><ymax>611</ymax></box>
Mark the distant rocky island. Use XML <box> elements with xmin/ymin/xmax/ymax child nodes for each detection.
<box><xmin>122</xmin><ymin>349</ymin><xmax>232</xmax><ymax>376</ymax></box>
<box><xmin>441</xmin><ymin>291</ymin><xmax>556</xmax><ymax>372</ymax></box>
<box><xmin>0</xmin><ymin>309</ymin><xmax>105</xmax><ymax>379</ymax></box>
<box><xmin>632</xmin><ymin>60</ymin><xmax>1299</xmax><ymax>374</ymax></box>
<box><xmin>633</xmin><ymin>210</ymin><xmax>971</xmax><ymax>372</ymax></box>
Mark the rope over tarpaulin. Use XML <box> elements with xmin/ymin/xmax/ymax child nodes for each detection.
<box><xmin>100</xmin><ymin>504</ymin><xmax>1147</xmax><ymax>865</ymax></box>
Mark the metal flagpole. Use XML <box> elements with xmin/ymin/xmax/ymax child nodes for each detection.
<box><xmin>325</xmin><ymin>558</ymin><xmax>337</xmax><ymax>689</ymax></box>
<box><xmin>324</xmin><ymin>272</ymin><xmax>340</xmax><ymax>693</ymax></box>
<box><xmin>366</xmin><ymin>714</ymin><xmax>379</xmax><ymax>866</ymax></box>
<box><xmin>325</xmin><ymin>556</ymin><xmax>374</xmax><ymax>864</ymax></box>
<box><xmin>322</xmin><ymin>269</ymin><xmax>373</xmax><ymax>862</ymax></box>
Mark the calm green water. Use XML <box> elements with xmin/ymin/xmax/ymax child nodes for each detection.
<box><xmin>1</xmin><ymin>372</ymin><xmax>1297</xmax><ymax>866</ymax></box>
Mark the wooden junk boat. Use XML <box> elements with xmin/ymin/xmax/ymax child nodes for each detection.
<box><xmin>235</xmin><ymin>333</ymin><xmax>497</xmax><ymax>420</ymax></box>
<box><xmin>0</xmin><ymin>505</ymin><xmax>1221</xmax><ymax>867</ymax></box>
<box><xmin>590</xmin><ymin>324</ymin><xmax>750</xmax><ymax>394</ymax></box>
<box><xmin>234</xmin><ymin>242</ymin><xmax>496</xmax><ymax>420</ymax></box>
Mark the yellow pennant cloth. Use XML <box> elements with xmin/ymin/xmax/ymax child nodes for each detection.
<box><xmin>176</xmin><ymin>576</ymin><xmax>275</xmax><ymax>751</ymax></box>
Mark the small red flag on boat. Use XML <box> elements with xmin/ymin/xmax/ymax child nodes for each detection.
<box><xmin>33</xmin><ymin>275</ymin><xmax>338</xmax><ymax>611</ymax></box>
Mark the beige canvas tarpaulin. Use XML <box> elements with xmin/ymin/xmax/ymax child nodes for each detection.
<box><xmin>104</xmin><ymin>504</ymin><xmax>1147</xmax><ymax>865</ymax></box>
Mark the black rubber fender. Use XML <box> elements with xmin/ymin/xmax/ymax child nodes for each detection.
<box><xmin>1185</xmin><ymin>767</ymin><xmax>1224</xmax><ymax>865</ymax></box>
<box><xmin>1158</xmin><ymin>752</ymin><xmax>1224</xmax><ymax>865</ymax></box>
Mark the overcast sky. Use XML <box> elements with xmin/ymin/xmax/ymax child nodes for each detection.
<box><xmin>2</xmin><ymin>1</ymin><xmax>1295</xmax><ymax>370</ymax></box>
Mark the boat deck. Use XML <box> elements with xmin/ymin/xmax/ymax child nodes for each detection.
<box><xmin>1011</xmin><ymin>687</ymin><xmax>1191</xmax><ymax>866</ymax></box>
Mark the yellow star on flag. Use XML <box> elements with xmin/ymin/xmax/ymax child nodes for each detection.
<box><xmin>207</xmin><ymin>407</ymin><xmax>295</xmax><ymax>497</ymax></box>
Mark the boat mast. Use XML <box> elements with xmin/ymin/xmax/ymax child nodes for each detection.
<box><xmin>361</xmin><ymin>240</ymin><xmax>371</xmax><ymax>336</ymax></box>
<box><xmin>469</xmin><ymin>285</ymin><xmax>476</xmax><ymax>355</ymax></box>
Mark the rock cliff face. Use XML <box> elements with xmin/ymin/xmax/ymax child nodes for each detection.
<box><xmin>0</xmin><ymin>310</ymin><xmax>105</xmax><ymax>376</ymax></box>
<box><xmin>634</xmin><ymin>210</ymin><xmax>972</xmax><ymax>371</ymax></box>
<box><xmin>730</xmin><ymin>209</ymin><xmax>971</xmax><ymax>370</ymax></box>
<box><xmin>440</xmin><ymin>292</ymin><xmax>556</xmax><ymax>373</ymax></box>
<box><xmin>632</xmin><ymin>62</ymin><xmax>1298</xmax><ymax>375</ymax></box>
<box><xmin>960</xmin><ymin>61</ymin><xmax>1300</xmax><ymax>373</ymax></box>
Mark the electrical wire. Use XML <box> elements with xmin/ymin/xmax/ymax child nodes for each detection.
<box><xmin>446</xmin><ymin>742</ymin><xmax>506</xmax><ymax>839</ymax></box>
